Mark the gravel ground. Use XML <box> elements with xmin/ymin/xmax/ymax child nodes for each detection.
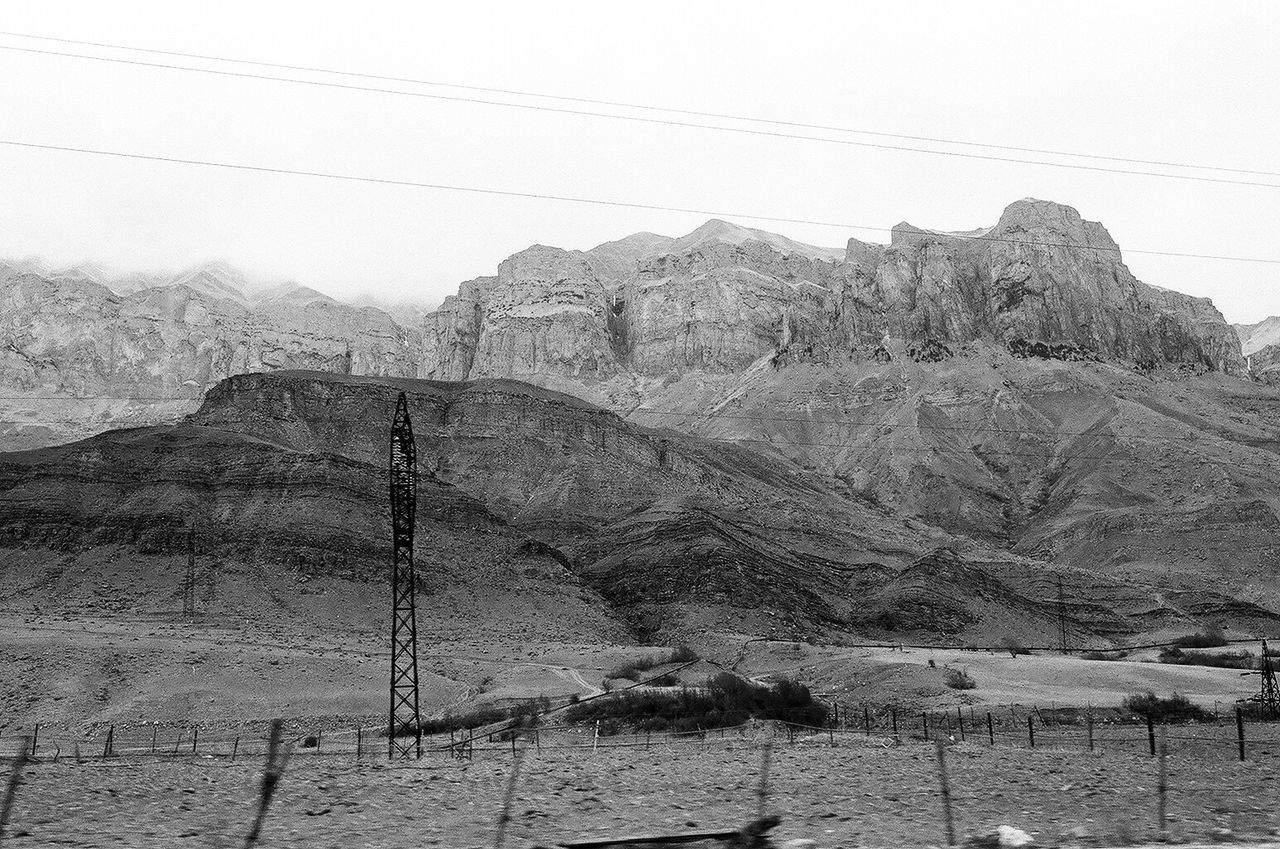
<box><xmin>3</xmin><ymin>735</ymin><xmax>1279</xmax><ymax>848</ymax></box>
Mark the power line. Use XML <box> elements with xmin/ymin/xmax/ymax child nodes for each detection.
<box><xmin>3</xmin><ymin>42</ymin><xmax>1280</xmax><ymax>192</ymax></box>
<box><xmin>3</xmin><ymin>138</ymin><xmax>1280</xmax><ymax>265</ymax></box>
<box><xmin>1</xmin><ymin>28</ymin><xmax>1275</xmax><ymax>179</ymax></box>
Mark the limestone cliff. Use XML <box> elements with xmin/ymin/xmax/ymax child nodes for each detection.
<box><xmin>421</xmin><ymin>199</ymin><xmax>1245</xmax><ymax>383</ymax></box>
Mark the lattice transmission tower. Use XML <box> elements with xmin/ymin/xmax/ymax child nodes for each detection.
<box><xmin>1242</xmin><ymin>638</ymin><xmax>1280</xmax><ymax>720</ymax></box>
<box><xmin>388</xmin><ymin>392</ymin><xmax>422</xmax><ymax>758</ymax></box>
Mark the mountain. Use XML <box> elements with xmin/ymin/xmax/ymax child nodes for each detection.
<box><xmin>5</xmin><ymin>370</ymin><xmax>1275</xmax><ymax>656</ymax></box>
<box><xmin>0</xmin><ymin>262</ymin><xmax>421</xmax><ymax>451</ymax></box>
<box><xmin>421</xmin><ymin>199</ymin><xmax>1245</xmax><ymax>394</ymax></box>
<box><xmin>1234</xmin><ymin>316</ymin><xmax>1280</xmax><ymax>356</ymax></box>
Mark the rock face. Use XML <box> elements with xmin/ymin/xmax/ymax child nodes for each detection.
<box><xmin>0</xmin><ymin>261</ymin><xmax>421</xmax><ymax>449</ymax></box>
<box><xmin>421</xmin><ymin>199</ymin><xmax>1245</xmax><ymax>383</ymax></box>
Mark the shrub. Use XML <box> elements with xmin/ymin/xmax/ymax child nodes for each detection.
<box><xmin>648</xmin><ymin>673</ymin><xmax>680</xmax><ymax>687</ymax></box>
<box><xmin>563</xmin><ymin>672</ymin><xmax>827</xmax><ymax>731</ymax></box>
<box><xmin>1001</xmin><ymin>636</ymin><xmax>1028</xmax><ymax>658</ymax></box>
<box><xmin>1158</xmin><ymin>647</ymin><xmax>1255</xmax><ymax>669</ymax></box>
<box><xmin>944</xmin><ymin>668</ymin><xmax>977</xmax><ymax>690</ymax></box>
<box><xmin>606</xmin><ymin>653</ymin><xmax>666</xmax><ymax>681</ymax></box>
<box><xmin>670</xmin><ymin>645</ymin><xmax>699</xmax><ymax>663</ymax></box>
<box><xmin>1122</xmin><ymin>691</ymin><xmax>1213</xmax><ymax>724</ymax></box>
<box><xmin>1082</xmin><ymin>650</ymin><xmax>1128</xmax><ymax>661</ymax></box>
<box><xmin>1171</xmin><ymin>626</ymin><xmax>1227</xmax><ymax>648</ymax></box>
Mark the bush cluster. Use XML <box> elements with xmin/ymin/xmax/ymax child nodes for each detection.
<box><xmin>1081</xmin><ymin>650</ymin><xmax>1129</xmax><ymax>661</ymax></box>
<box><xmin>607</xmin><ymin>645</ymin><xmax>701</xmax><ymax>681</ymax></box>
<box><xmin>944</xmin><ymin>668</ymin><xmax>977</xmax><ymax>690</ymax></box>
<box><xmin>1158</xmin><ymin>647</ymin><xmax>1255</xmax><ymax>669</ymax></box>
<box><xmin>1122</xmin><ymin>691</ymin><xmax>1213</xmax><ymax>724</ymax></box>
<box><xmin>564</xmin><ymin>672</ymin><xmax>827</xmax><ymax>734</ymax></box>
<box><xmin>1170</xmin><ymin>626</ymin><xmax>1228</xmax><ymax>648</ymax></box>
<box><xmin>414</xmin><ymin>696</ymin><xmax>551</xmax><ymax>735</ymax></box>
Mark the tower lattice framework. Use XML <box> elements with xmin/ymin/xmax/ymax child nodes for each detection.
<box><xmin>388</xmin><ymin>391</ymin><xmax>422</xmax><ymax>758</ymax></box>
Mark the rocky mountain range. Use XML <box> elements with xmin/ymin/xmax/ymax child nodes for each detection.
<box><xmin>3</xmin><ymin>197</ymin><xmax>1280</xmax><ymax>650</ymax></box>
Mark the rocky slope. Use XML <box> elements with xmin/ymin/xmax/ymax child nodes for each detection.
<box><xmin>3</xmin><ymin>370</ymin><xmax>1278</xmax><ymax>651</ymax></box>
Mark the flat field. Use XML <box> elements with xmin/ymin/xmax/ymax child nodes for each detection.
<box><xmin>3</xmin><ymin>733</ymin><xmax>1278</xmax><ymax>848</ymax></box>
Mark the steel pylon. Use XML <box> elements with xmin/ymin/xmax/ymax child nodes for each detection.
<box><xmin>388</xmin><ymin>392</ymin><xmax>422</xmax><ymax>758</ymax></box>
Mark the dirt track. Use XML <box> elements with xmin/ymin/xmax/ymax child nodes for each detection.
<box><xmin>4</xmin><ymin>734</ymin><xmax>1278</xmax><ymax>848</ymax></box>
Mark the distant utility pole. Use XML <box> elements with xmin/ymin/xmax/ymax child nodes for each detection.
<box><xmin>388</xmin><ymin>392</ymin><xmax>422</xmax><ymax>759</ymax></box>
<box><xmin>1056</xmin><ymin>577</ymin><xmax>1070</xmax><ymax>653</ymax></box>
<box><xmin>182</xmin><ymin>523</ymin><xmax>197</xmax><ymax>617</ymax></box>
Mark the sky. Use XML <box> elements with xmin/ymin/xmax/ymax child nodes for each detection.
<box><xmin>0</xmin><ymin>1</ymin><xmax>1277</xmax><ymax>322</ymax></box>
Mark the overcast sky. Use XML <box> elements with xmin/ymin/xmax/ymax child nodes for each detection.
<box><xmin>1</xmin><ymin>1</ymin><xmax>1276</xmax><ymax>321</ymax></box>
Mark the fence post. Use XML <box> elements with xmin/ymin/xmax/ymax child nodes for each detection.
<box><xmin>493</xmin><ymin>743</ymin><xmax>526</xmax><ymax>849</ymax></box>
<box><xmin>356</xmin><ymin>728</ymin><xmax>362</xmax><ymax>761</ymax></box>
<box><xmin>756</xmin><ymin>741</ymin><xmax>773</xmax><ymax>819</ymax></box>
<box><xmin>833</xmin><ymin>702</ymin><xmax>839</xmax><ymax>728</ymax></box>
<box><xmin>0</xmin><ymin>750</ymin><xmax>28</xmax><ymax>842</ymax></box>
<box><xmin>173</xmin><ymin>731</ymin><xmax>181</xmax><ymax>755</ymax></box>
<box><xmin>1236</xmin><ymin>708</ymin><xmax>1246</xmax><ymax>762</ymax></box>
<box><xmin>987</xmin><ymin>712</ymin><xmax>994</xmax><ymax>746</ymax></box>
<box><xmin>957</xmin><ymin>708</ymin><xmax>965</xmax><ymax>742</ymax></box>
<box><xmin>1027</xmin><ymin>716</ymin><xmax>1035</xmax><ymax>748</ymax></box>
<box><xmin>922</xmin><ymin>712</ymin><xmax>929</xmax><ymax>741</ymax></box>
<box><xmin>232</xmin><ymin>737</ymin><xmax>240</xmax><ymax>762</ymax></box>
<box><xmin>316</xmin><ymin>730</ymin><xmax>322</xmax><ymax>754</ymax></box>
<box><xmin>891</xmin><ymin>708</ymin><xmax>899</xmax><ymax>743</ymax></box>
<box><xmin>1156</xmin><ymin>727</ymin><xmax>1168</xmax><ymax>837</ymax></box>
<box><xmin>1146</xmin><ymin>713</ymin><xmax>1156</xmax><ymax>757</ymax></box>
<box><xmin>935</xmin><ymin>739</ymin><xmax>956</xmax><ymax>847</ymax></box>
<box><xmin>30</xmin><ymin>724</ymin><xmax>38</xmax><ymax>758</ymax></box>
<box><xmin>103</xmin><ymin>725</ymin><xmax>114</xmax><ymax>759</ymax></box>
<box><xmin>1087</xmin><ymin>713</ymin><xmax>1094</xmax><ymax>752</ymax></box>
<box><xmin>192</xmin><ymin>728</ymin><xmax>199</xmax><ymax>754</ymax></box>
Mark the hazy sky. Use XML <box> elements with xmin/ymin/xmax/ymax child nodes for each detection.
<box><xmin>1</xmin><ymin>1</ymin><xmax>1277</xmax><ymax>321</ymax></box>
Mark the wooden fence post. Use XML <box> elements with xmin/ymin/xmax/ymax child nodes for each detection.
<box><xmin>103</xmin><ymin>725</ymin><xmax>114</xmax><ymax>759</ymax></box>
<box><xmin>192</xmin><ymin>728</ymin><xmax>199</xmax><ymax>754</ymax></box>
<box><xmin>1027</xmin><ymin>716</ymin><xmax>1035</xmax><ymax>748</ymax></box>
<box><xmin>986</xmin><ymin>712</ymin><xmax>994</xmax><ymax>745</ymax></box>
<box><xmin>357</xmin><ymin>728</ymin><xmax>362</xmax><ymax>760</ymax></box>
<box><xmin>30</xmin><ymin>724</ymin><xmax>38</xmax><ymax>758</ymax></box>
<box><xmin>935</xmin><ymin>739</ymin><xmax>956</xmax><ymax>847</ymax></box>
<box><xmin>150</xmin><ymin>727</ymin><xmax>157</xmax><ymax>754</ymax></box>
<box><xmin>891</xmin><ymin>708</ymin><xmax>899</xmax><ymax>743</ymax></box>
<box><xmin>0</xmin><ymin>750</ymin><xmax>28</xmax><ymax>843</ymax></box>
<box><xmin>922</xmin><ymin>712</ymin><xmax>929</xmax><ymax>741</ymax></box>
<box><xmin>173</xmin><ymin>731</ymin><xmax>181</xmax><ymax>755</ymax></box>
<box><xmin>1236</xmin><ymin>708</ymin><xmax>1246</xmax><ymax>761</ymax></box>
<box><xmin>756</xmin><ymin>741</ymin><xmax>773</xmax><ymax>819</ymax></box>
<box><xmin>1086</xmin><ymin>713</ymin><xmax>1094</xmax><ymax>752</ymax></box>
<box><xmin>1146</xmin><ymin>713</ymin><xmax>1155</xmax><ymax>757</ymax></box>
<box><xmin>232</xmin><ymin>737</ymin><xmax>239</xmax><ymax>762</ymax></box>
<box><xmin>1156</xmin><ymin>727</ymin><xmax>1168</xmax><ymax>837</ymax></box>
<box><xmin>956</xmin><ymin>708</ymin><xmax>965</xmax><ymax>742</ymax></box>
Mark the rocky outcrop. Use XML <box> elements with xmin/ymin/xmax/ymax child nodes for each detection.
<box><xmin>421</xmin><ymin>199</ymin><xmax>1247</xmax><ymax>382</ymax></box>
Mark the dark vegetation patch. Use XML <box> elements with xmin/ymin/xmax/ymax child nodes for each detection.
<box><xmin>1171</xmin><ymin>626</ymin><xmax>1228</xmax><ymax>648</ymax></box>
<box><xmin>1122</xmin><ymin>691</ymin><xmax>1214</xmax><ymax>724</ymax></box>
<box><xmin>1007</xmin><ymin>338</ymin><xmax>1101</xmax><ymax>362</ymax></box>
<box><xmin>1158</xmin><ymin>647</ymin><xmax>1256</xmax><ymax>669</ymax></box>
<box><xmin>1081</xmin><ymin>650</ymin><xmax>1130</xmax><ymax>661</ymax></box>
<box><xmin>606</xmin><ymin>645</ymin><xmax>699</xmax><ymax>681</ymax></box>
<box><xmin>944</xmin><ymin>668</ymin><xmax>977</xmax><ymax>690</ymax></box>
<box><xmin>564</xmin><ymin>672</ymin><xmax>827</xmax><ymax>734</ymax></box>
<box><xmin>907</xmin><ymin>339</ymin><xmax>953</xmax><ymax>363</ymax></box>
<box><xmin>409</xmin><ymin>696</ymin><xmax>552</xmax><ymax>736</ymax></box>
